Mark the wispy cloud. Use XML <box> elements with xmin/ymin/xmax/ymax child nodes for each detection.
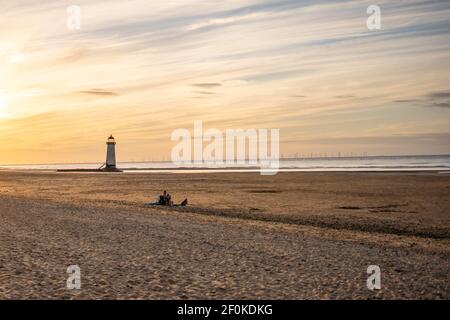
<box><xmin>192</xmin><ymin>83</ymin><xmax>222</xmax><ymax>88</ymax></box>
<box><xmin>335</xmin><ymin>95</ymin><xmax>356</xmax><ymax>99</ymax></box>
<box><xmin>427</xmin><ymin>91</ymin><xmax>450</xmax><ymax>99</ymax></box>
<box><xmin>1</xmin><ymin>0</ymin><xmax>450</xmax><ymax>163</ymax></box>
<box><xmin>393</xmin><ymin>99</ymin><xmax>420</xmax><ymax>103</ymax></box>
<box><xmin>429</xmin><ymin>102</ymin><xmax>450</xmax><ymax>108</ymax></box>
<box><xmin>186</xmin><ymin>12</ymin><xmax>269</xmax><ymax>31</ymax></box>
<box><xmin>394</xmin><ymin>90</ymin><xmax>450</xmax><ymax>108</ymax></box>
<box><xmin>76</xmin><ymin>89</ymin><xmax>119</xmax><ymax>96</ymax></box>
<box><xmin>193</xmin><ymin>90</ymin><xmax>217</xmax><ymax>95</ymax></box>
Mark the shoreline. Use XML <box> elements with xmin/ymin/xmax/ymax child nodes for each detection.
<box><xmin>1</xmin><ymin>167</ymin><xmax>450</xmax><ymax>174</ymax></box>
<box><xmin>1</xmin><ymin>154</ymin><xmax>449</xmax><ymax>173</ymax></box>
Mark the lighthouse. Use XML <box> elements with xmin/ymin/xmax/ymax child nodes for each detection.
<box><xmin>105</xmin><ymin>135</ymin><xmax>117</xmax><ymax>170</ymax></box>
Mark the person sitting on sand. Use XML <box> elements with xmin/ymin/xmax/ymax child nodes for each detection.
<box><xmin>159</xmin><ymin>190</ymin><xmax>168</xmax><ymax>205</ymax></box>
<box><xmin>150</xmin><ymin>191</ymin><xmax>187</xmax><ymax>207</ymax></box>
<box><xmin>166</xmin><ymin>192</ymin><xmax>173</xmax><ymax>206</ymax></box>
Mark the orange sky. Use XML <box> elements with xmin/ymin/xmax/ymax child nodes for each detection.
<box><xmin>1</xmin><ymin>0</ymin><xmax>450</xmax><ymax>164</ymax></box>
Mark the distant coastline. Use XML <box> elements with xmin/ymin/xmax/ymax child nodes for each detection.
<box><xmin>1</xmin><ymin>154</ymin><xmax>450</xmax><ymax>172</ymax></box>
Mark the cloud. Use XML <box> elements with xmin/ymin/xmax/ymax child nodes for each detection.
<box><xmin>429</xmin><ymin>102</ymin><xmax>450</xmax><ymax>108</ymax></box>
<box><xmin>243</xmin><ymin>69</ymin><xmax>308</xmax><ymax>82</ymax></box>
<box><xmin>393</xmin><ymin>99</ymin><xmax>420</xmax><ymax>103</ymax></box>
<box><xmin>334</xmin><ymin>95</ymin><xmax>355</xmax><ymax>99</ymax></box>
<box><xmin>393</xmin><ymin>90</ymin><xmax>450</xmax><ymax>108</ymax></box>
<box><xmin>192</xmin><ymin>83</ymin><xmax>222</xmax><ymax>88</ymax></box>
<box><xmin>186</xmin><ymin>12</ymin><xmax>269</xmax><ymax>31</ymax></box>
<box><xmin>425</xmin><ymin>90</ymin><xmax>450</xmax><ymax>108</ymax></box>
<box><xmin>427</xmin><ymin>91</ymin><xmax>450</xmax><ymax>99</ymax></box>
<box><xmin>193</xmin><ymin>91</ymin><xmax>216</xmax><ymax>95</ymax></box>
<box><xmin>76</xmin><ymin>89</ymin><xmax>119</xmax><ymax>96</ymax></box>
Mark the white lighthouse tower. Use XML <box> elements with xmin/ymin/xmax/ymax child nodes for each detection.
<box><xmin>105</xmin><ymin>134</ymin><xmax>117</xmax><ymax>170</ymax></box>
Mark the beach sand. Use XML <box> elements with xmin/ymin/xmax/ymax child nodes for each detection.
<box><xmin>0</xmin><ymin>170</ymin><xmax>449</xmax><ymax>299</ymax></box>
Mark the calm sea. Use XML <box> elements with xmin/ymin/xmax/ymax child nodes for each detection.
<box><xmin>1</xmin><ymin>155</ymin><xmax>450</xmax><ymax>173</ymax></box>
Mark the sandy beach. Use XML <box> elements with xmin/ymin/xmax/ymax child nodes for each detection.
<box><xmin>0</xmin><ymin>170</ymin><xmax>449</xmax><ymax>299</ymax></box>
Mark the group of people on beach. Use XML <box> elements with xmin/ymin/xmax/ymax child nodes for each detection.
<box><xmin>158</xmin><ymin>190</ymin><xmax>173</xmax><ymax>206</ymax></box>
<box><xmin>158</xmin><ymin>190</ymin><xmax>188</xmax><ymax>207</ymax></box>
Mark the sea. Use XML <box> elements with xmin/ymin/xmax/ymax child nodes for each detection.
<box><xmin>1</xmin><ymin>155</ymin><xmax>449</xmax><ymax>173</ymax></box>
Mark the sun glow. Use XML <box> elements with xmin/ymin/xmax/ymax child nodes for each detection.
<box><xmin>0</xmin><ymin>95</ymin><xmax>9</xmax><ymax>118</ymax></box>
<box><xmin>7</xmin><ymin>52</ymin><xmax>26</xmax><ymax>64</ymax></box>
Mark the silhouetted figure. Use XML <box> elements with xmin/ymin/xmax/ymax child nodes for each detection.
<box><xmin>154</xmin><ymin>190</ymin><xmax>183</xmax><ymax>207</ymax></box>
<box><xmin>159</xmin><ymin>190</ymin><xmax>168</xmax><ymax>205</ymax></box>
<box><xmin>166</xmin><ymin>192</ymin><xmax>173</xmax><ymax>206</ymax></box>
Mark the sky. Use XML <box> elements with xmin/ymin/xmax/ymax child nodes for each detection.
<box><xmin>0</xmin><ymin>0</ymin><xmax>450</xmax><ymax>164</ymax></box>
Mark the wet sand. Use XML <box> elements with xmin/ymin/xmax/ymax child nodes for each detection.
<box><xmin>0</xmin><ymin>170</ymin><xmax>449</xmax><ymax>299</ymax></box>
